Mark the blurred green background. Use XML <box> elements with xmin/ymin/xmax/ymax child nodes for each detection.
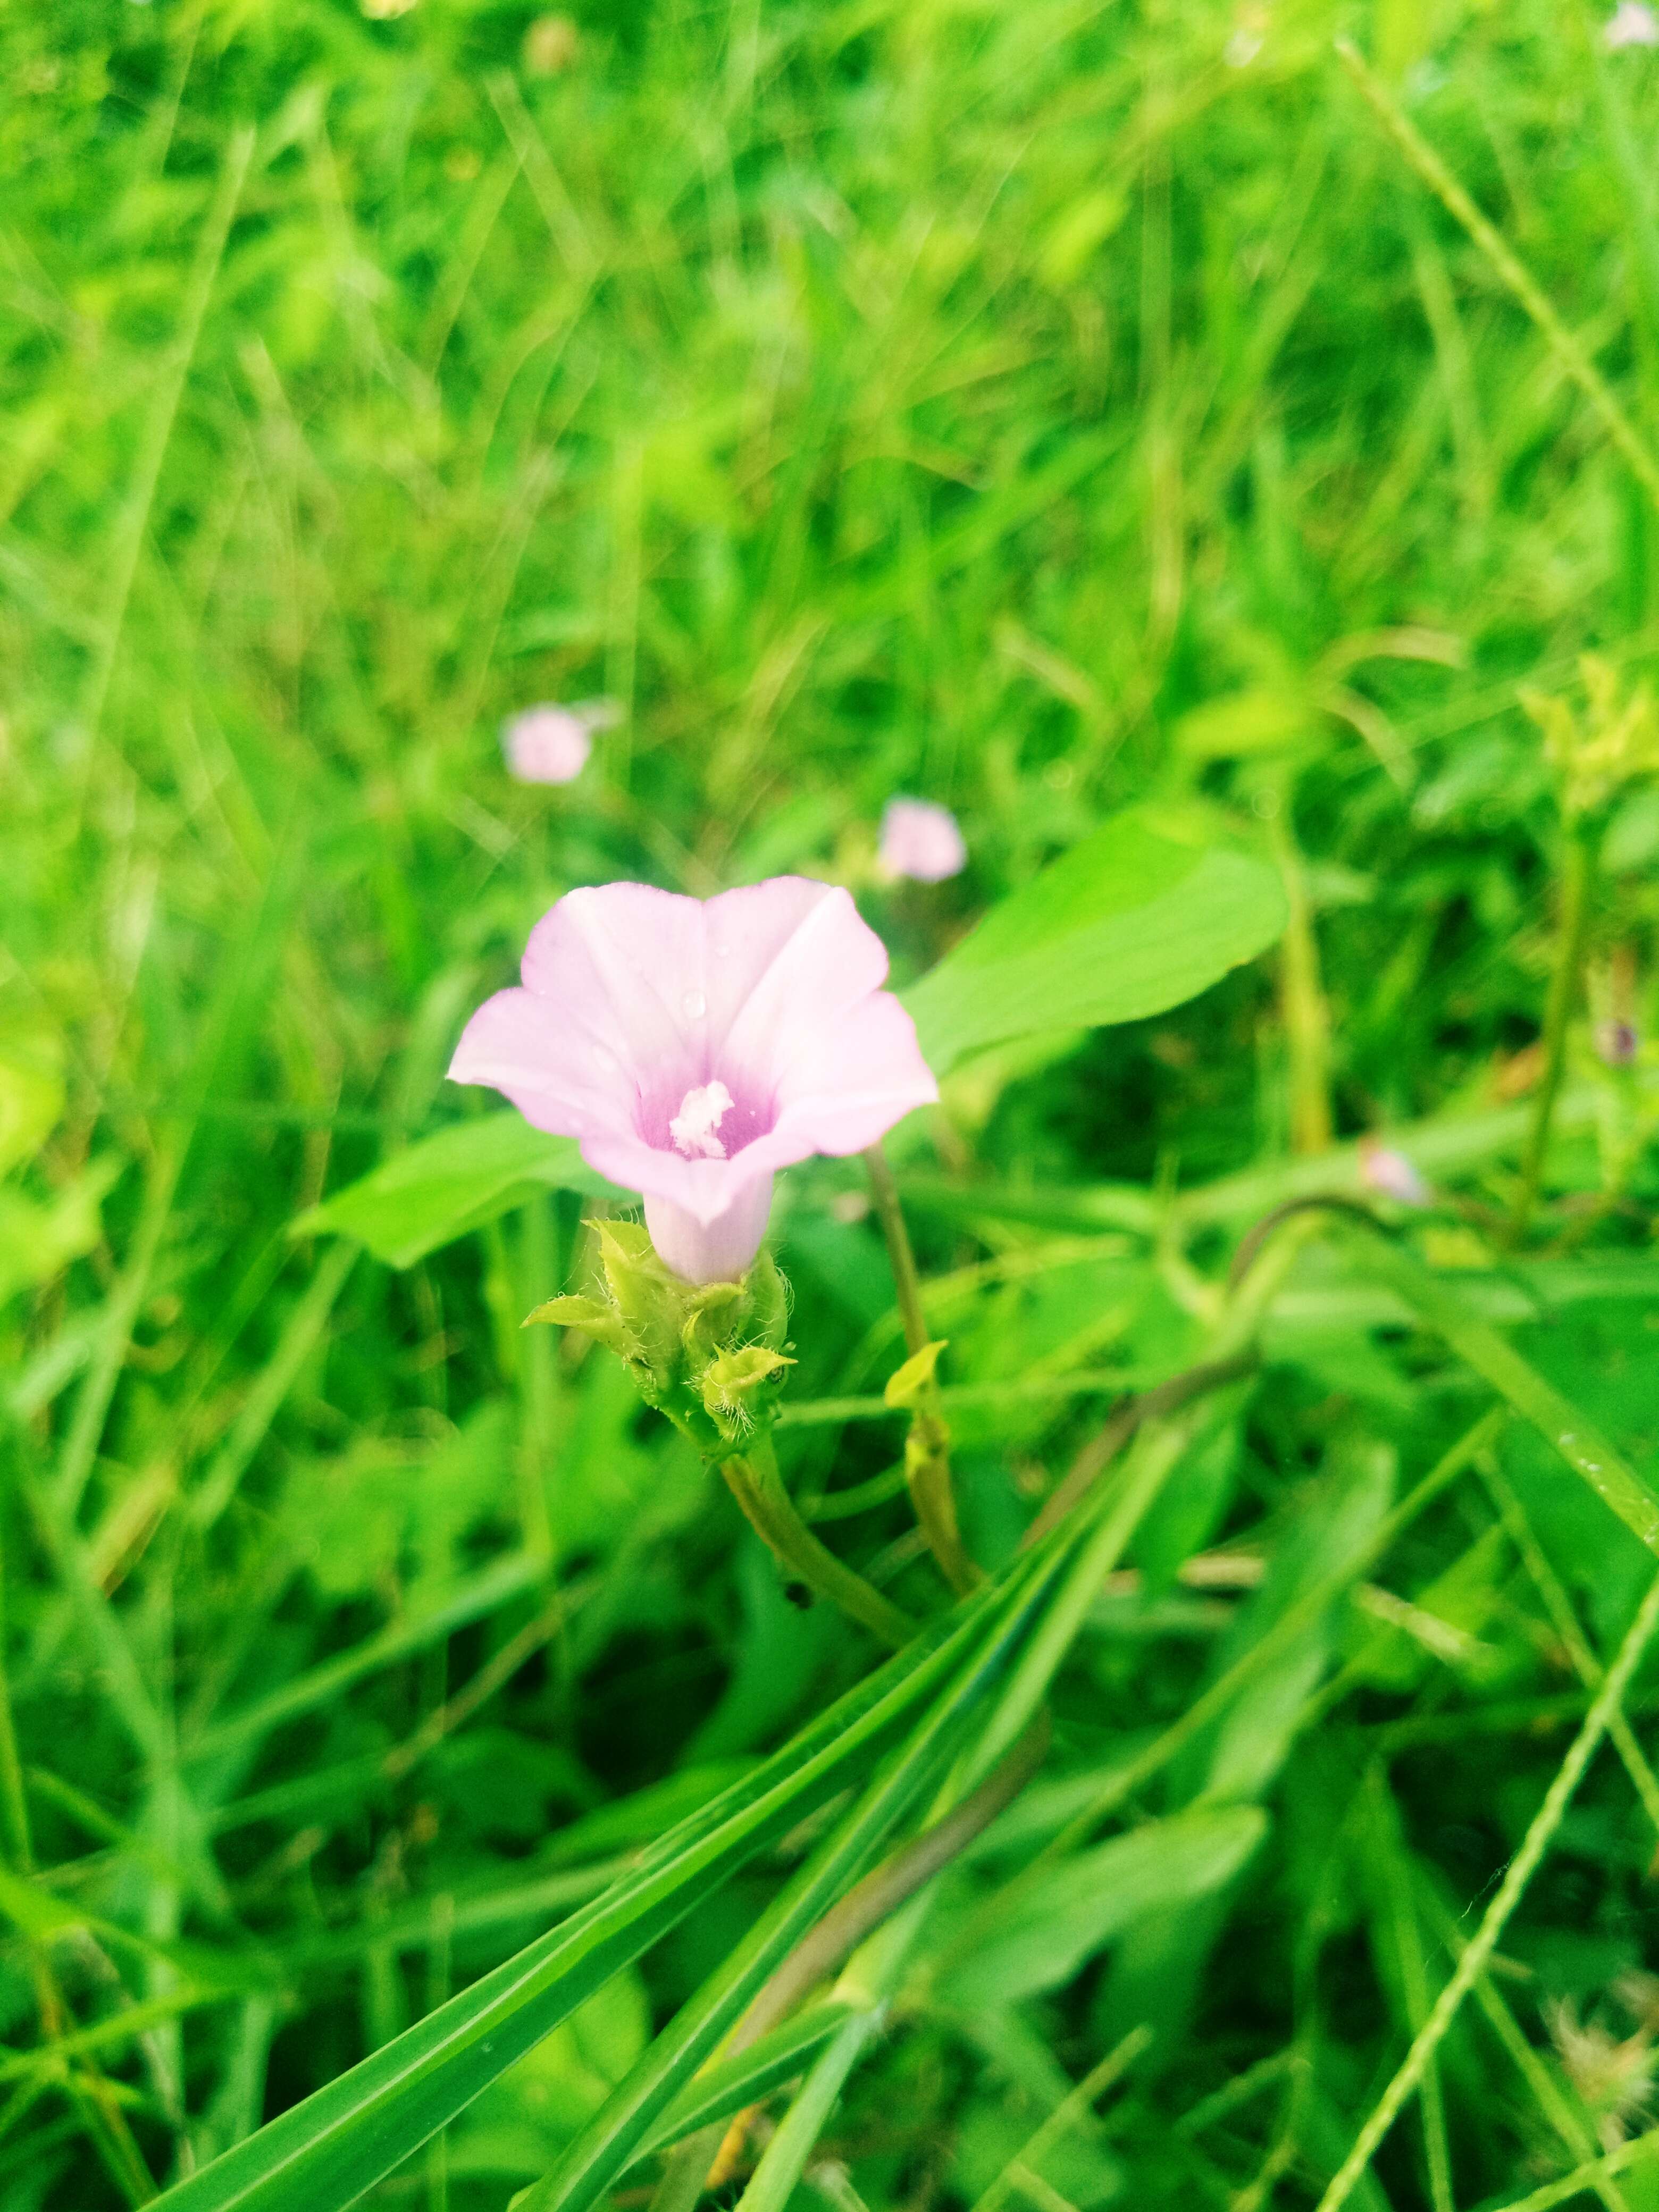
<box><xmin>7</xmin><ymin>1</ymin><xmax>1659</xmax><ymax>2206</ymax></box>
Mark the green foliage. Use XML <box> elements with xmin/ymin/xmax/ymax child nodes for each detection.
<box><xmin>294</xmin><ymin>1116</ymin><xmax>621</xmax><ymax>1270</ymax></box>
<box><xmin>936</xmin><ymin>1803</ymin><xmax>1268</xmax><ymax>2011</ymax></box>
<box><xmin>904</xmin><ymin>809</ymin><xmax>1287</xmax><ymax>1077</ymax></box>
<box><xmin>7</xmin><ymin>2</ymin><xmax>1659</xmax><ymax>2209</ymax></box>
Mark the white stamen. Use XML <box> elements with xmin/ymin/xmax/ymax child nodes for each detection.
<box><xmin>670</xmin><ymin>1079</ymin><xmax>734</xmax><ymax>1160</ymax></box>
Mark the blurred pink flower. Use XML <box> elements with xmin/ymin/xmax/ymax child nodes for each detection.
<box><xmin>878</xmin><ymin>797</ymin><xmax>967</xmax><ymax>883</ymax></box>
<box><xmin>1359</xmin><ymin>1142</ymin><xmax>1431</xmax><ymax>1208</ymax></box>
<box><xmin>449</xmin><ymin>878</ymin><xmax>937</xmax><ymax>1281</ymax></box>
<box><xmin>1606</xmin><ymin>2</ymin><xmax>1659</xmax><ymax>46</ymax></box>
<box><xmin>501</xmin><ymin>700</ymin><xmax>621</xmax><ymax>785</ymax></box>
<box><xmin>1597</xmin><ymin>1018</ymin><xmax>1639</xmax><ymax>1067</ymax></box>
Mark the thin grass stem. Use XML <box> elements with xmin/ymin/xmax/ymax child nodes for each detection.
<box><xmin>1510</xmin><ymin>819</ymin><xmax>1597</xmax><ymax>1244</ymax></box>
<box><xmin>864</xmin><ymin>1142</ymin><xmax>980</xmax><ymax>1595</ymax></box>
<box><xmin>1335</xmin><ymin>39</ymin><xmax>1659</xmax><ymax>515</ymax></box>
<box><xmin>1313</xmin><ymin>1561</ymin><xmax>1659</xmax><ymax>2212</ymax></box>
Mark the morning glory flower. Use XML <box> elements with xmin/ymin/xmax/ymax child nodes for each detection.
<box><xmin>1359</xmin><ymin>1142</ymin><xmax>1431</xmax><ymax>1208</ymax></box>
<box><xmin>1606</xmin><ymin>1</ymin><xmax>1659</xmax><ymax>46</ymax></box>
<box><xmin>448</xmin><ymin>878</ymin><xmax>937</xmax><ymax>1282</ymax></box>
<box><xmin>1597</xmin><ymin>1018</ymin><xmax>1639</xmax><ymax>1067</ymax></box>
<box><xmin>501</xmin><ymin>699</ymin><xmax>620</xmax><ymax>785</ymax></box>
<box><xmin>878</xmin><ymin>797</ymin><xmax>968</xmax><ymax>884</ymax></box>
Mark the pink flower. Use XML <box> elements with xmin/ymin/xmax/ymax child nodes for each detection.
<box><xmin>448</xmin><ymin>878</ymin><xmax>938</xmax><ymax>1282</ymax></box>
<box><xmin>1597</xmin><ymin>1018</ymin><xmax>1639</xmax><ymax>1067</ymax></box>
<box><xmin>1359</xmin><ymin>1142</ymin><xmax>1431</xmax><ymax>1208</ymax></box>
<box><xmin>501</xmin><ymin>700</ymin><xmax>621</xmax><ymax>785</ymax></box>
<box><xmin>878</xmin><ymin>798</ymin><xmax>967</xmax><ymax>883</ymax></box>
<box><xmin>1606</xmin><ymin>1</ymin><xmax>1659</xmax><ymax>46</ymax></box>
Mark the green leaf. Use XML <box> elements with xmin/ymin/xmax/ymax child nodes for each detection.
<box><xmin>901</xmin><ymin>808</ymin><xmax>1287</xmax><ymax>1079</ymax></box>
<box><xmin>937</xmin><ymin>1804</ymin><xmax>1269</xmax><ymax>2009</ymax></box>
<box><xmin>292</xmin><ymin>1113</ymin><xmax>625</xmax><ymax>1268</ymax></box>
<box><xmin>884</xmin><ymin>1338</ymin><xmax>948</xmax><ymax>1409</ymax></box>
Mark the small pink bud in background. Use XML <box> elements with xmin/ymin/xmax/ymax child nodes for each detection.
<box><xmin>501</xmin><ymin>699</ymin><xmax>621</xmax><ymax>785</ymax></box>
<box><xmin>1597</xmin><ymin>1019</ymin><xmax>1639</xmax><ymax>1067</ymax></box>
<box><xmin>449</xmin><ymin>877</ymin><xmax>937</xmax><ymax>1283</ymax></box>
<box><xmin>1360</xmin><ymin>1142</ymin><xmax>1431</xmax><ymax>1208</ymax></box>
<box><xmin>878</xmin><ymin>797</ymin><xmax>967</xmax><ymax>884</ymax></box>
<box><xmin>1605</xmin><ymin>1</ymin><xmax>1659</xmax><ymax>45</ymax></box>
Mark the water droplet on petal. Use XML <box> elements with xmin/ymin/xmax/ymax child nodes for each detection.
<box><xmin>683</xmin><ymin>990</ymin><xmax>707</xmax><ymax>1020</ymax></box>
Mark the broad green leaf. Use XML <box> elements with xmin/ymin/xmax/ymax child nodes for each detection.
<box><xmin>901</xmin><ymin>809</ymin><xmax>1287</xmax><ymax>1078</ymax></box>
<box><xmin>292</xmin><ymin>1113</ymin><xmax>624</xmax><ymax>1268</ymax></box>
<box><xmin>937</xmin><ymin>1803</ymin><xmax>1268</xmax><ymax>2009</ymax></box>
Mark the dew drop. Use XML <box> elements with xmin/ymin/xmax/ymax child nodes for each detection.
<box><xmin>683</xmin><ymin>990</ymin><xmax>707</xmax><ymax>1020</ymax></box>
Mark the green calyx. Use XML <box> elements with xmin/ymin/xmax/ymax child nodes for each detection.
<box><xmin>525</xmin><ymin>1218</ymin><xmax>793</xmax><ymax>1456</ymax></box>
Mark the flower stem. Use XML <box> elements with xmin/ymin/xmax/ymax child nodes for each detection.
<box><xmin>720</xmin><ymin>1436</ymin><xmax>917</xmax><ymax>1648</ymax></box>
<box><xmin>862</xmin><ymin>1142</ymin><xmax>931</xmax><ymax>1356</ymax></box>
<box><xmin>863</xmin><ymin>1143</ymin><xmax>982</xmax><ymax>1596</ymax></box>
<box><xmin>1510</xmin><ymin>817</ymin><xmax>1597</xmax><ymax>1245</ymax></box>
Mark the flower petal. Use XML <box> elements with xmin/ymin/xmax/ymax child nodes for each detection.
<box><xmin>520</xmin><ymin>883</ymin><xmax>709</xmax><ymax>1102</ymax></box>
<box><xmin>643</xmin><ymin>1177</ymin><xmax>774</xmax><ymax>1283</ymax></box>
<box><xmin>448</xmin><ymin>875</ymin><xmax>937</xmax><ymax>1245</ymax></box>
<box><xmin>447</xmin><ymin>985</ymin><xmax>626</xmax><ymax>1139</ymax></box>
<box><xmin>712</xmin><ymin>883</ymin><xmax>890</xmax><ymax>1103</ymax></box>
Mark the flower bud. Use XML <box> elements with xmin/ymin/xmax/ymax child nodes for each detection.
<box><xmin>526</xmin><ymin>1219</ymin><xmax>794</xmax><ymax>1457</ymax></box>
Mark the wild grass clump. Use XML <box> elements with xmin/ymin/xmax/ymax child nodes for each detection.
<box><xmin>5</xmin><ymin>3</ymin><xmax>1659</xmax><ymax>2207</ymax></box>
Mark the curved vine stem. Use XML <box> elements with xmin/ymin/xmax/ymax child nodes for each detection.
<box><xmin>720</xmin><ymin>1436</ymin><xmax>917</xmax><ymax>1648</ymax></box>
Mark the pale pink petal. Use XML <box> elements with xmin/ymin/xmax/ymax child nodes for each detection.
<box><xmin>447</xmin><ymin>985</ymin><xmax>631</xmax><ymax>1141</ymax></box>
<box><xmin>714</xmin><ymin>885</ymin><xmax>890</xmax><ymax>1103</ymax></box>
<box><xmin>878</xmin><ymin>798</ymin><xmax>967</xmax><ymax>883</ymax></box>
<box><xmin>521</xmin><ymin>883</ymin><xmax>709</xmax><ymax>1107</ymax></box>
<box><xmin>1606</xmin><ymin>1</ymin><xmax>1659</xmax><ymax>46</ymax></box>
<box><xmin>502</xmin><ymin>706</ymin><xmax>592</xmax><ymax>784</ymax></box>
<box><xmin>697</xmin><ymin>879</ymin><xmax>884</xmax><ymax>1041</ymax></box>
<box><xmin>770</xmin><ymin>993</ymin><xmax>940</xmax><ymax>1155</ymax></box>
<box><xmin>1359</xmin><ymin>1143</ymin><xmax>1431</xmax><ymax>1208</ymax></box>
<box><xmin>644</xmin><ymin>1178</ymin><xmax>774</xmax><ymax>1284</ymax></box>
<box><xmin>449</xmin><ymin>874</ymin><xmax>937</xmax><ymax>1281</ymax></box>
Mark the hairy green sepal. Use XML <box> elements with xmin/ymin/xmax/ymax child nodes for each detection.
<box><xmin>525</xmin><ymin>1219</ymin><xmax>792</xmax><ymax>1456</ymax></box>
